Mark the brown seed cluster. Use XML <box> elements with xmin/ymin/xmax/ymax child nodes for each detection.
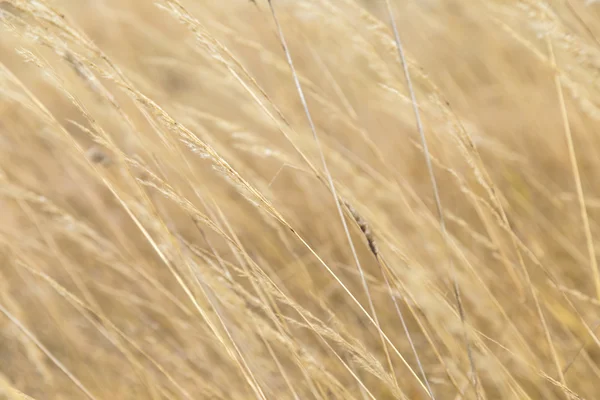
<box><xmin>343</xmin><ymin>199</ymin><xmax>378</xmax><ymax>257</ymax></box>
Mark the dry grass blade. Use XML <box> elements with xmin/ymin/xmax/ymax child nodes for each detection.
<box><xmin>547</xmin><ymin>37</ymin><xmax>600</xmax><ymax>303</ymax></box>
<box><xmin>384</xmin><ymin>1</ymin><xmax>477</xmax><ymax>398</ymax></box>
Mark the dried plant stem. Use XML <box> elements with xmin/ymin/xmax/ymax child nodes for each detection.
<box><xmin>545</xmin><ymin>36</ymin><xmax>587</xmax><ymax>397</ymax></box>
<box><xmin>383</xmin><ymin>1</ymin><xmax>478</xmax><ymax>398</ymax></box>
<box><xmin>547</xmin><ymin>37</ymin><xmax>600</xmax><ymax>303</ymax></box>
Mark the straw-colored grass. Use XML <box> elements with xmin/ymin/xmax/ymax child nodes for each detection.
<box><xmin>2</xmin><ymin>0</ymin><xmax>600</xmax><ymax>398</ymax></box>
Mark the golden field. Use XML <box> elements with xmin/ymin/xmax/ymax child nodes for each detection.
<box><xmin>1</xmin><ymin>0</ymin><xmax>600</xmax><ymax>398</ymax></box>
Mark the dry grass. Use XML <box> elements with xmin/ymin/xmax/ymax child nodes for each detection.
<box><xmin>1</xmin><ymin>0</ymin><xmax>600</xmax><ymax>398</ymax></box>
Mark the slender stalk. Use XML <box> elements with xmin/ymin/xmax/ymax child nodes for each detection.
<box><xmin>384</xmin><ymin>1</ymin><xmax>480</xmax><ymax>398</ymax></box>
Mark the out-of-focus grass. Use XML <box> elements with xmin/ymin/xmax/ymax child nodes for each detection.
<box><xmin>1</xmin><ymin>0</ymin><xmax>600</xmax><ymax>398</ymax></box>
